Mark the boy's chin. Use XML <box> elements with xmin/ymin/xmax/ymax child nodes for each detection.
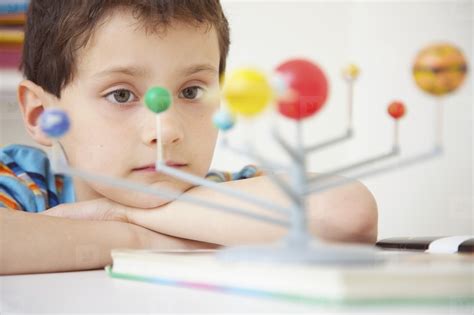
<box><xmin>117</xmin><ymin>194</ymin><xmax>172</xmax><ymax>209</ymax></box>
<box><xmin>93</xmin><ymin>182</ymin><xmax>192</xmax><ymax>209</ymax></box>
<box><xmin>100</xmin><ymin>181</ymin><xmax>193</xmax><ymax>209</ymax></box>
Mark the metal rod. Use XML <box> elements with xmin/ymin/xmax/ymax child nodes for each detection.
<box><xmin>51</xmin><ymin>141</ymin><xmax>68</xmax><ymax>174</ymax></box>
<box><xmin>290</xmin><ymin>119</ymin><xmax>309</xmax><ymax>241</ymax></box>
<box><xmin>238</xmin><ymin>135</ymin><xmax>300</xmax><ymax>205</ymax></box>
<box><xmin>157</xmin><ymin>162</ymin><xmax>291</xmax><ymax>216</ymax></box>
<box><xmin>436</xmin><ymin>98</ymin><xmax>443</xmax><ymax>150</ymax></box>
<box><xmin>305</xmin><ymin>78</ymin><xmax>355</xmax><ymax>154</ymax></box>
<box><xmin>62</xmin><ymin>165</ymin><xmax>289</xmax><ymax>227</ymax></box>
<box><xmin>306</xmin><ymin>148</ymin><xmax>442</xmax><ymax>195</ymax></box>
<box><xmin>255</xmin><ymin>165</ymin><xmax>300</xmax><ymax>205</ymax></box>
<box><xmin>348</xmin><ymin>81</ymin><xmax>354</xmax><ymax>131</ymax></box>
<box><xmin>296</xmin><ymin>119</ymin><xmax>303</xmax><ymax>154</ymax></box>
<box><xmin>271</xmin><ymin>127</ymin><xmax>302</xmax><ymax>163</ymax></box>
<box><xmin>394</xmin><ymin>120</ymin><xmax>400</xmax><ymax>150</ymax></box>
<box><xmin>220</xmin><ymin>137</ymin><xmax>289</xmax><ymax>172</ymax></box>
<box><xmin>156</xmin><ymin>115</ymin><xmax>163</xmax><ymax>164</ymax></box>
<box><xmin>307</xmin><ymin>148</ymin><xmax>399</xmax><ymax>188</ymax></box>
<box><xmin>304</xmin><ymin>129</ymin><xmax>352</xmax><ymax>153</ymax></box>
<box><xmin>228</xmin><ymin>116</ymin><xmax>303</xmax><ymax>207</ymax></box>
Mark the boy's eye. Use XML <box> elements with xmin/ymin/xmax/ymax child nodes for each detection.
<box><xmin>179</xmin><ymin>86</ymin><xmax>204</xmax><ymax>100</ymax></box>
<box><xmin>105</xmin><ymin>89</ymin><xmax>138</xmax><ymax>104</ymax></box>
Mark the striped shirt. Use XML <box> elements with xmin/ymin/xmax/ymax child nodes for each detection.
<box><xmin>0</xmin><ymin>144</ymin><xmax>262</xmax><ymax>212</ymax></box>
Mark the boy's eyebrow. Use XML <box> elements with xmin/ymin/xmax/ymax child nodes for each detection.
<box><xmin>92</xmin><ymin>64</ymin><xmax>218</xmax><ymax>78</ymax></box>
<box><xmin>179</xmin><ymin>64</ymin><xmax>218</xmax><ymax>76</ymax></box>
<box><xmin>93</xmin><ymin>65</ymin><xmax>149</xmax><ymax>78</ymax></box>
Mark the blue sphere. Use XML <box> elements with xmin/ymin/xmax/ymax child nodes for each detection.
<box><xmin>39</xmin><ymin>108</ymin><xmax>70</xmax><ymax>138</ymax></box>
<box><xmin>212</xmin><ymin>110</ymin><xmax>235</xmax><ymax>131</ymax></box>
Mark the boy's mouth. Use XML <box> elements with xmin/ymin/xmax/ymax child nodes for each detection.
<box><xmin>133</xmin><ymin>161</ymin><xmax>188</xmax><ymax>172</ymax></box>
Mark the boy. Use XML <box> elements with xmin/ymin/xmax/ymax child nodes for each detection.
<box><xmin>0</xmin><ymin>0</ymin><xmax>377</xmax><ymax>275</ymax></box>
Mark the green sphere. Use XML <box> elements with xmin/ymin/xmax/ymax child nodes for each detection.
<box><xmin>145</xmin><ymin>87</ymin><xmax>171</xmax><ymax>113</ymax></box>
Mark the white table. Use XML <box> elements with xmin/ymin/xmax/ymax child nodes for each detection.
<box><xmin>1</xmin><ymin>269</ymin><xmax>472</xmax><ymax>314</ymax></box>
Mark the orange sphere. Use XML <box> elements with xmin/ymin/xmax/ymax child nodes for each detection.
<box><xmin>413</xmin><ymin>43</ymin><xmax>468</xmax><ymax>96</ymax></box>
<box><xmin>388</xmin><ymin>101</ymin><xmax>406</xmax><ymax>120</ymax></box>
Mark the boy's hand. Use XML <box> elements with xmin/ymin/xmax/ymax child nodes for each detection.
<box><xmin>42</xmin><ymin>198</ymin><xmax>132</xmax><ymax>222</ymax></box>
<box><xmin>40</xmin><ymin>199</ymin><xmax>220</xmax><ymax>250</ymax></box>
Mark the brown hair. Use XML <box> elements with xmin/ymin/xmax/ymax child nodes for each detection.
<box><xmin>21</xmin><ymin>0</ymin><xmax>230</xmax><ymax>98</ymax></box>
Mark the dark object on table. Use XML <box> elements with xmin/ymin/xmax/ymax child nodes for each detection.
<box><xmin>376</xmin><ymin>236</ymin><xmax>474</xmax><ymax>253</ymax></box>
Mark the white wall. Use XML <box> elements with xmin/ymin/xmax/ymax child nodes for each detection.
<box><xmin>212</xmin><ymin>0</ymin><xmax>473</xmax><ymax>238</ymax></box>
<box><xmin>1</xmin><ymin>0</ymin><xmax>472</xmax><ymax>239</ymax></box>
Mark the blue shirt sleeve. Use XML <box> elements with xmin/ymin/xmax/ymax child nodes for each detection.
<box><xmin>0</xmin><ymin>144</ymin><xmax>75</xmax><ymax>212</ymax></box>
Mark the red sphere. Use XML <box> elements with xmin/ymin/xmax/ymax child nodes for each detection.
<box><xmin>388</xmin><ymin>101</ymin><xmax>406</xmax><ymax>120</ymax></box>
<box><xmin>275</xmin><ymin>59</ymin><xmax>329</xmax><ymax>120</ymax></box>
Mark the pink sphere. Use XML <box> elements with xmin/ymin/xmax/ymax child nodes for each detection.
<box><xmin>275</xmin><ymin>59</ymin><xmax>329</xmax><ymax>120</ymax></box>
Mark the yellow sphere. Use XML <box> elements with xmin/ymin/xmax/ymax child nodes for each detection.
<box><xmin>342</xmin><ymin>64</ymin><xmax>360</xmax><ymax>81</ymax></box>
<box><xmin>413</xmin><ymin>43</ymin><xmax>468</xmax><ymax>96</ymax></box>
<box><xmin>223</xmin><ymin>68</ymin><xmax>272</xmax><ymax>117</ymax></box>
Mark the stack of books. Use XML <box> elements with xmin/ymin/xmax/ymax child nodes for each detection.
<box><xmin>0</xmin><ymin>1</ymin><xmax>29</xmax><ymax>69</ymax></box>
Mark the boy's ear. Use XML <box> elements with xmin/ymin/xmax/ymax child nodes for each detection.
<box><xmin>17</xmin><ymin>80</ymin><xmax>56</xmax><ymax>147</ymax></box>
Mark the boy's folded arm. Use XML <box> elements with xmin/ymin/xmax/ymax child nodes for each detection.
<box><xmin>127</xmin><ymin>175</ymin><xmax>378</xmax><ymax>246</ymax></box>
<box><xmin>0</xmin><ymin>205</ymin><xmax>216</xmax><ymax>275</ymax></box>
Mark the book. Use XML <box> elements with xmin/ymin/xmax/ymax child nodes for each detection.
<box><xmin>0</xmin><ymin>28</ymin><xmax>24</xmax><ymax>44</ymax></box>
<box><xmin>107</xmin><ymin>248</ymin><xmax>474</xmax><ymax>306</ymax></box>
<box><xmin>0</xmin><ymin>48</ymin><xmax>21</xmax><ymax>68</ymax></box>
<box><xmin>0</xmin><ymin>13</ymin><xmax>26</xmax><ymax>25</ymax></box>
<box><xmin>0</xmin><ymin>1</ymin><xmax>29</xmax><ymax>15</ymax></box>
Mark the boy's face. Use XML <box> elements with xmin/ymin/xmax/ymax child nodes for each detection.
<box><xmin>52</xmin><ymin>10</ymin><xmax>220</xmax><ymax>208</ymax></box>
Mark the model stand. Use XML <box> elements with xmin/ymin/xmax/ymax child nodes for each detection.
<box><xmin>39</xmin><ymin>43</ymin><xmax>468</xmax><ymax>265</ymax></box>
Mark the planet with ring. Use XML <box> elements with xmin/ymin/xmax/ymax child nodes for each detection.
<box><xmin>413</xmin><ymin>43</ymin><xmax>468</xmax><ymax>96</ymax></box>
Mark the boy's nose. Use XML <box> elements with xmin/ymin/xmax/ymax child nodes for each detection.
<box><xmin>141</xmin><ymin>108</ymin><xmax>184</xmax><ymax>147</ymax></box>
